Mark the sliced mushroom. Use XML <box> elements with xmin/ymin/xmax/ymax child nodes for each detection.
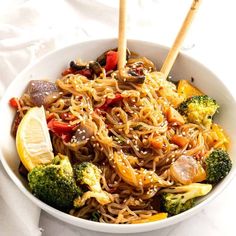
<box><xmin>73</xmin><ymin>122</ymin><xmax>95</xmax><ymax>142</ymax></box>
<box><xmin>70</xmin><ymin>61</ymin><xmax>86</xmax><ymax>70</ymax></box>
<box><xmin>127</xmin><ymin>57</ymin><xmax>156</xmax><ymax>71</ymax></box>
<box><xmin>119</xmin><ymin>69</ymin><xmax>145</xmax><ymax>84</ymax></box>
<box><xmin>27</xmin><ymin>80</ymin><xmax>61</xmax><ymax>107</ymax></box>
<box><xmin>89</xmin><ymin>61</ymin><xmax>103</xmax><ymax>75</ymax></box>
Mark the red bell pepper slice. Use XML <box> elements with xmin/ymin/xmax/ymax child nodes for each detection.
<box><xmin>60</xmin><ymin>112</ymin><xmax>77</xmax><ymax>121</ymax></box>
<box><xmin>47</xmin><ymin>119</ymin><xmax>77</xmax><ymax>142</ymax></box>
<box><xmin>62</xmin><ymin>68</ymin><xmax>74</xmax><ymax>76</ymax></box>
<box><xmin>78</xmin><ymin>69</ymin><xmax>92</xmax><ymax>78</ymax></box>
<box><xmin>62</xmin><ymin>68</ymin><xmax>92</xmax><ymax>78</ymax></box>
<box><xmin>105</xmin><ymin>51</ymin><xmax>118</xmax><ymax>71</ymax></box>
<box><xmin>9</xmin><ymin>97</ymin><xmax>18</xmax><ymax>109</ymax></box>
<box><xmin>97</xmin><ymin>93</ymin><xmax>123</xmax><ymax>110</ymax></box>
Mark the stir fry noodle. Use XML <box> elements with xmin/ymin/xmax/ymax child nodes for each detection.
<box><xmin>11</xmin><ymin>49</ymin><xmax>231</xmax><ymax>224</ymax></box>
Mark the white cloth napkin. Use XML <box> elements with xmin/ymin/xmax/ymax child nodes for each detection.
<box><xmin>0</xmin><ymin>163</ymin><xmax>42</xmax><ymax>236</ymax></box>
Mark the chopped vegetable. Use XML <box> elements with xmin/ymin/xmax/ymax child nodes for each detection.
<box><xmin>27</xmin><ymin>80</ymin><xmax>61</xmax><ymax>107</ymax></box>
<box><xmin>160</xmin><ymin>183</ymin><xmax>212</xmax><ymax>215</ymax></box>
<box><xmin>149</xmin><ymin>137</ymin><xmax>163</xmax><ymax>149</ymax></box>
<box><xmin>62</xmin><ymin>61</ymin><xmax>92</xmax><ymax>78</ymax></box>
<box><xmin>151</xmin><ymin>72</ymin><xmax>184</xmax><ymax>107</ymax></box>
<box><xmin>97</xmin><ymin>93</ymin><xmax>123</xmax><ymax>110</ymax></box>
<box><xmin>178</xmin><ymin>95</ymin><xmax>219</xmax><ymax>127</ymax></box>
<box><xmin>78</xmin><ymin>69</ymin><xmax>92</xmax><ymax>78</ymax></box>
<box><xmin>73</xmin><ymin>122</ymin><xmax>94</xmax><ymax>142</ymax></box>
<box><xmin>177</xmin><ymin>80</ymin><xmax>203</xmax><ymax>99</ymax></box>
<box><xmin>62</xmin><ymin>68</ymin><xmax>74</xmax><ymax>76</ymax></box>
<box><xmin>166</xmin><ymin>107</ymin><xmax>185</xmax><ymax>125</ymax></box>
<box><xmin>69</xmin><ymin>61</ymin><xmax>86</xmax><ymax>71</ymax></box>
<box><xmin>205</xmin><ymin>149</ymin><xmax>232</xmax><ymax>184</ymax></box>
<box><xmin>170</xmin><ymin>135</ymin><xmax>189</xmax><ymax>147</ymax></box>
<box><xmin>131</xmin><ymin>213</ymin><xmax>168</xmax><ymax>224</ymax></box>
<box><xmin>89</xmin><ymin>61</ymin><xmax>103</xmax><ymax>75</ymax></box>
<box><xmin>127</xmin><ymin>57</ymin><xmax>156</xmax><ymax>71</ymax></box>
<box><xmin>170</xmin><ymin>155</ymin><xmax>206</xmax><ymax>185</ymax></box>
<box><xmin>90</xmin><ymin>211</ymin><xmax>101</xmax><ymax>222</ymax></box>
<box><xmin>9</xmin><ymin>97</ymin><xmax>19</xmax><ymax>109</ymax></box>
<box><xmin>105</xmin><ymin>51</ymin><xmax>118</xmax><ymax>71</ymax></box>
<box><xmin>113</xmin><ymin>152</ymin><xmax>163</xmax><ymax>187</ymax></box>
<box><xmin>60</xmin><ymin>112</ymin><xmax>77</xmax><ymax>121</ymax></box>
<box><xmin>73</xmin><ymin>162</ymin><xmax>113</xmax><ymax>207</ymax></box>
<box><xmin>47</xmin><ymin>119</ymin><xmax>77</xmax><ymax>142</ymax></box>
<box><xmin>48</xmin><ymin>119</ymin><xmax>76</xmax><ymax>135</ymax></box>
<box><xmin>207</xmin><ymin>124</ymin><xmax>230</xmax><ymax>150</ymax></box>
<box><xmin>28</xmin><ymin>154</ymin><xmax>82</xmax><ymax>211</ymax></box>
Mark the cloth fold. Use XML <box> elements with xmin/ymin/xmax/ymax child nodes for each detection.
<box><xmin>0</xmin><ymin>163</ymin><xmax>41</xmax><ymax>236</ymax></box>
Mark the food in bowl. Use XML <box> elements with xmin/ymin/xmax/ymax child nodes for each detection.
<box><xmin>9</xmin><ymin>47</ymin><xmax>232</xmax><ymax>224</ymax></box>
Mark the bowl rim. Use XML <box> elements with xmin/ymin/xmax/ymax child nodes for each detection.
<box><xmin>0</xmin><ymin>38</ymin><xmax>235</xmax><ymax>233</ymax></box>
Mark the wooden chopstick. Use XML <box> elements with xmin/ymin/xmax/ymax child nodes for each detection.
<box><xmin>160</xmin><ymin>0</ymin><xmax>202</xmax><ymax>79</ymax></box>
<box><xmin>118</xmin><ymin>0</ymin><xmax>127</xmax><ymax>77</ymax></box>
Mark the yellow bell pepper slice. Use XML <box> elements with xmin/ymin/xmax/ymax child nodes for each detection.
<box><xmin>131</xmin><ymin>213</ymin><xmax>168</xmax><ymax>224</ymax></box>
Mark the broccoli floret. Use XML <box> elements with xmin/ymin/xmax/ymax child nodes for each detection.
<box><xmin>73</xmin><ymin>162</ymin><xmax>113</xmax><ymax>207</ymax></box>
<box><xmin>160</xmin><ymin>183</ymin><xmax>212</xmax><ymax>216</ymax></box>
<box><xmin>74</xmin><ymin>162</ymin><xmax>102</xmax><ymax>192</ymax></box>
<box><xmin>178</xmin><ymin>95</ymin><xmax>219</xmax><ymax>127</ymax></box>
<box><xmin>205</xmin><ymin>149</ymin><xmax>232</xmax><ymax>184</ymax></box>
<box><xmin>28</xmin><ymin>154</ymin><xmax>82</xmax><ymax>211</ymax></box>
<box><xmin>90</xmin><ymin>211</ymin><xmax>101</xmax><ymax>222</ymax></box>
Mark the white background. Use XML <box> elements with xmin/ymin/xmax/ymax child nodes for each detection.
<box><xmin>0</xmin><ymin>1</ymin><xmax>236</xmax><ymax>236</ymax></box>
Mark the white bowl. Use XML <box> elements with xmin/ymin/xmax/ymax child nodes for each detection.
<box><xmin>0</xmin><ymin>38</ymin><xmax>235</xmax><ymax>234</ymax></box>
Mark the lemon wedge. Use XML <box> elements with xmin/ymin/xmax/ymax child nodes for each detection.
<box><xmin>16</xmin><ymin>106</ymin><xmax>54</xmax><ymax>171</ymax></box>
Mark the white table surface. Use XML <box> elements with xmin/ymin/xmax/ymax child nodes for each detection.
<box><xmin>1</xmin><ymin>1</ymin><xmax>236</xmax><ymax>236</ymax></box>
